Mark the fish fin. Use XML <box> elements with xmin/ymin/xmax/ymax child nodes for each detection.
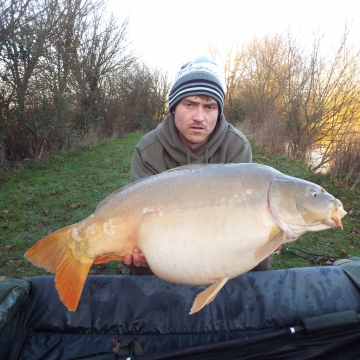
<box><xmin>24</xmin><ymin>225</ymin><xmax>92</xmax><ymax>311</ymax></box>
<box><xmin>255</xmin><ymin>225</ymin><xmax>285</xmax><ymax>262</ymax></box>
<box><xmin>190</xmin><ymin>278</ymin><xmax>228</xmax><ymax>315</ymax></box>
<box><xmin>24</xmin><ymin>225</ymin><xmax>74</xmax><ymax>273</ymax></box>
<box><xmin>93</xmin><ymin>254</ymin><xmax>124</xmax><ymax>264</ymax></box>
<box><xmin>55</xmin><ymin>253</ymin><xmax>92</xmax><ymax>311</ymax></box>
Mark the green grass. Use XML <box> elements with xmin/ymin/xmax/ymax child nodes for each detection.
<box><xmin>1</xmin><ymin>133</ymin><xmax>359</xmax><ymax>279</ymax></box>
<box><xmin>0</xmin><ymin>133</ymin><xmax>143</xmax><ymax>278</ymax></box>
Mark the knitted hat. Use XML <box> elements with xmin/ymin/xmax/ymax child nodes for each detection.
<box><xmin>168</xmin><ymin>55</ymin><xmax>225</xmax><ymax>117</ymax></box>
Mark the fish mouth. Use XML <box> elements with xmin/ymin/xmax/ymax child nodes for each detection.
<box><xmin>330</xmin><ymin>205</ymin><xmax>347</xmax><ymax>229</ymax></box>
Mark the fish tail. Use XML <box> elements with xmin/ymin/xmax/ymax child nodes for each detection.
<box><xmin>24</xmin><ymin>225</ymin><xmax>92</xmax><ymax>311</ymax></box>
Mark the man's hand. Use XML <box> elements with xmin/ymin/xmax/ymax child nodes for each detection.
<box><xmin>123</xmin><ymin>248</ymin><xmax>149</xmax><ymax>268</ymax></box>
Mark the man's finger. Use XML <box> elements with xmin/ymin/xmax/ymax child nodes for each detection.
<box><xmin>133</xmin><ymin>260</ymin><xmax>142</xmax><ymax>267</ymax></box>
<box><xmin>123</xmin><ymin>254</ymin><xmax>133</xmax><ymax>265</ymax></box>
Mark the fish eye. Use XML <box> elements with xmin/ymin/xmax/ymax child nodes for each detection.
<box><xmin>311</xmin><ymin>191</ymin><xmax>318</xmax><ymax>197</ymax></box>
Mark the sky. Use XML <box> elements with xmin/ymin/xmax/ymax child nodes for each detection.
<box><xmin>106</xmin><ymin>0</ymin><xmax>360</xmax><ymax>79</ymax></box>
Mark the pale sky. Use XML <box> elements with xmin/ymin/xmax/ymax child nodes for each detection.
<box><xmin>106</xmin><ymin>0</ymin><xmax>360</xmax><ymax>78</ymax></box>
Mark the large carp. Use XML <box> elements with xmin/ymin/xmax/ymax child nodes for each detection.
<box><xmin>25</xmin><ymin>163</ymin><xmax>346</xmax><ymax>314</ymax></box>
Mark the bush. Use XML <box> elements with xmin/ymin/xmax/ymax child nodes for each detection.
<box><xmin>330</xmin><ymin>135</ymin><xmax>360</xmax><ymax>189</ymax></box>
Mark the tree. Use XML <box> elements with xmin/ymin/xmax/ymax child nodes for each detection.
<box><xmin>0</xmin><ymin>0</ymin><xmax>67</xmax><ymax>114</ymax></box>
<box><xmin>101</xmin><ymin>63</ymin><xmax>170</xmax><ymax>134</ymax></box>
<box><xmin>0</xmin><ymin>0</ymin><xmax>30</xmax><ymax>44</ymax></box>
<box><xmin>0</xmin><ymin>0</ymin><xmax>139</xmax><ymax>162</ymax></box>
<box><xmin>73</xmin><ymin>13</ymin><xmax>136</xmax><ymax>129</ymax></box>
<box><xmin>227</xmin><ymin>31</ymin><xmax>360</xmax><ymax>170</ymax></box>
<box><xmin>207</xmin><ymin>43</ymin><xmax>247</xmax><ymax>123</ymax></box>
<box><xmin>274</xmin><ymin>30</ymin><xmax>360</xmax><ymax>169</ymax></box>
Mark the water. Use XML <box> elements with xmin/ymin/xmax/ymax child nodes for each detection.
<box><xmin>307</xmin><ymin>147</ymin><xmax>330</xmax><ymax>173</ymax></box>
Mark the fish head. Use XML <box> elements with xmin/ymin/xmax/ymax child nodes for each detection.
<box><xmin>269</xmin><ymin>174</ymin><xmax>346</xmax><ymax>236</ymax></box>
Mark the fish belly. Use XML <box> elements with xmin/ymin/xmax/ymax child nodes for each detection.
<box><xmin>138</xmin><ymin>202</ymin><xmax>276</xmax><ymax>285</ymax></box>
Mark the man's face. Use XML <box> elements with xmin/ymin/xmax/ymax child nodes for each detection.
<box><xmin>172</xmin><ymin>95</ymin><xmax>219</xmax><ymax>154</ymax></box>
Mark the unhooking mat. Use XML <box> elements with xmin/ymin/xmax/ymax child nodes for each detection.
<box><xmin>2</xmin><ymin>259</ymin><xmax>360</xmax><ymax>359</ymax></box>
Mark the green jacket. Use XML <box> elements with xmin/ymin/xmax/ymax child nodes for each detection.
<box><xmin>130</xmin><ymin>113</ymin><xmax>252</xmax><ymax>182</ymax></box>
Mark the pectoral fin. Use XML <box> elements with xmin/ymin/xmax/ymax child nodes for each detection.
<box><xmin>93</xmin><ymin>254</ymin><xmax>124</xmax><ymax>264</ymax></box>
<box><xmin>255</xmin><ymin>225</ymin><xmax>285</xmax><ymax>262</ymax></box>
<box><xmin>190</xmin><ymin>278</ymin><xmax>228</xmax><ymax>315</ymax></box>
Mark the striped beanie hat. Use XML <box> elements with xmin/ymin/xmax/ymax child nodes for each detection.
<box><xmin>168</xmin><ymin>55</ymin><xmax>225</xmax><ymax>118</ymax></box>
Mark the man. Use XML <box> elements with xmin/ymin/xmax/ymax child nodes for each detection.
<box><xmin>123</xmin><ymin>56</ymin><xmax>271</xmax><ymax>274</ymax></box>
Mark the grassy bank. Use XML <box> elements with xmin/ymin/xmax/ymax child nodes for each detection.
<box><xmin>1</xmin><ymin>133</ymin><xmax>359</xmax><ymax>279</ymax></box>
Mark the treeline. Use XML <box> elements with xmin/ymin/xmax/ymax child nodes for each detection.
<box><xmin>0</xmin><ymin>0</ymin><xmax>170</xmax><ymax>168</ymax></box>
<box><xmin>210</xmin><ymin>33</ymin><xmax>360</xmax><ymax>187</ymax></box>
<box><xmin>1</xmin><ymin>1</ymin><xmax>359</xmax><ymax>187</ymax></box>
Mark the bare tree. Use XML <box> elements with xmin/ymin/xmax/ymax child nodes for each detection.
<box><xmin>0</xmin><ymin>0</ymin><xmax>30</xmax><ymax>43</ymax></box>
<box><xmin>208</xmin><ymin>43</ymin><xmax>245</xmax><ymax>104</ymax></box>
<box><xmin>241</xmin><ymin>35</ymin><xmax>287</xmax><ymax>125</ymax></box>
<box><xmin>1</xmin><ymin>0</ymin><xmax>66</xmax><ymax>160</ymax></box>
<box><xmin>274</xmin><ymin>30</ymin><xmax>360</xmax><ymax>169</ymax></box>
<box><xmin>0</xmin><ymin>0</ymin><xmax>69</xmax><ymax>113</ymax></box>
<box><xmin>207</xmin><ymin>43</ymin><xmax>248</xmax><ymax>123</ymax></box>
<box><xmin>0</xmin><ymin>0</ymin><xmax>138</xmax><ymax>163</ymax></box>
<box><xmin>224</xmin><ymin>30</ymin><xmax>360</xmax><ymax>172</ymax></box>
<box><xmin>73</xmin><ymin>12</ymin><xmax>136</xmax><ymax>129</ymax></box>
<box><xmin>102</xmin><ymin>63</ymin><xmax>170</xmax><ymax>134</ymax></box>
